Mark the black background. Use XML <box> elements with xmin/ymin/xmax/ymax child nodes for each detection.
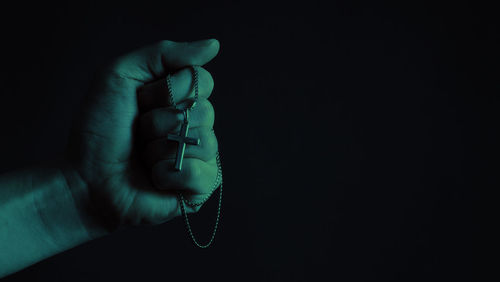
<box><xmin>0</xmin><ymin>1</ymin><xmax>496</xmax><ymax>281</ymax></box>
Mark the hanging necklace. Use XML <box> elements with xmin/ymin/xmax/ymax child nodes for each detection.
<box><xmin>165</xmin><ymin>65</ymin><xmax>223</xmax><ymax>248</ymax></box>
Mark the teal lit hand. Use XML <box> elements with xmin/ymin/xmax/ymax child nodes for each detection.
<box><xmin>64</xmin><ymin>39</ymin><xmax>220</xmax><ymax>229</ymax></box>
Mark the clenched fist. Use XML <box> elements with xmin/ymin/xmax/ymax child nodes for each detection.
<box><xmin>64</xmin><ymin>39</ymin><xmax>221</xmax><ymax>229</ymax></box>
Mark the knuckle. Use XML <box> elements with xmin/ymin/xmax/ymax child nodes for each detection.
<box><xmin>199</xmin><ymin>67</ymin><xmax>215</xmax><ymax>93</ymax></box>
<box><xmin>199</xmin><ymin>99</ymin><xmax>215</xmax><ymax>124</ymax></box>
<box><xmin>182</xmin><ymin>161</ymin><xmax>203</xmax><ymax>189</ymax></box>
<box><xmin>204</xmin><ymin>130</ymin><xmax>219</xmax><ymax>156</ymax></box>
<box><xmin>103</xmin><ymin>58</ymin><xmax>128</xmax><ymax>81</ymax></box>
<box><xmin>186</xmin><ymin>161</ymin><xmax>203</xmax><ymax>181</ymax></box>
<box><xmin>158</xmin><ymin>40</ymin><xmax>175</xmax><ymax>50</ymax></box>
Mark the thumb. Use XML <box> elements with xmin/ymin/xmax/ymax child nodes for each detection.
<box><xmin>109</xmin><ymin>39</ymin><xmax>220</xmax><ymax>83</ymax></box>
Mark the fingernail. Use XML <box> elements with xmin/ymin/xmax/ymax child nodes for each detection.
<box><xmin>193</xmin><ymin>38</ymin><xmax>216</xmax><ymax>47</ymax></box>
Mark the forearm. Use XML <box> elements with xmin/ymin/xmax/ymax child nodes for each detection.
<box><xmin>0</xmin><ymin>161</ymin><xmax>108</xmax><ymax>277</ymax></box>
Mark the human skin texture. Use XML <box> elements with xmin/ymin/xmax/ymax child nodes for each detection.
<box><xmin>0</xmin><ymin>39</ymin><xmax>221</xmax><ymax>277</ymax></box>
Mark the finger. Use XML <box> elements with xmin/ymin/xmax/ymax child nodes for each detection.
<box><xmin>109</xmin><ymin>39</ymin><xmax>220</xmax><ymax>83</ymax></box>
<box><xmin>139</xmin><ymin>99</ymin><xmax>215</xmax><ymax>142</ymax></box>
<box><xmin>136</xmin><ymin>66</ymin><xmax>214</xmax><ymax>112</ymax></box>
<box><xmin>151</xmin><ymin>157</ymin><xmax>219</xmax><ymax>196</ymax></box>
<box><xmin>128</xmin><ymin>190</ymin><xmax>199</xmax><ymax>225</ymax></box>
<box><xmin>142</xmin><ymin>128</ymin><xmax>218</xmax><ymax>168</ymax></box>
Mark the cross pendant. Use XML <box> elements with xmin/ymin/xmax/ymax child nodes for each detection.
<box><xmin>167</xmin><ymin>110</ymin><xmax>200</xmax><ymax>171</ymax></box>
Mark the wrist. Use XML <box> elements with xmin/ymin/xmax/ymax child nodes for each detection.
<box><xmin>58</xmin><ymin>161</ymin><xmax>114</xmax><ymax>240</ymax></box>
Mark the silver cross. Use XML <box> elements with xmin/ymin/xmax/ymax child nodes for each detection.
<box><xmin>167</xmin><ymin>110</ymin><xmax>200</xmax><ymax>171</ymax></box>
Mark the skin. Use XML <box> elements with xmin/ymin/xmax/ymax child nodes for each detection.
<box><xmin>0</xmin><ymin>39</ymin><xmax>221</xmax><ymax>278</ymax></box>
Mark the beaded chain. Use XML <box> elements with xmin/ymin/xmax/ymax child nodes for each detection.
<box><xmin>179</xmin><ymin>152</ymin><xmax>222</xmax><ymax>248</ymax></box>
<box><xmin>165</xmin><ymin>65</ymin><xmax>223</xmax><ymax>248</ymax></box>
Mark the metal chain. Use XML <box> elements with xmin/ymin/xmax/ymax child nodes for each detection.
<box><xmin>166</xmin><ymin>65</ymin><xmax>222</xmax><ymax>248</ymax></box>
<box><xmin>166</xmin><ymin>72</ymin><xmax>176</xmax><ymax>107</ymax></box>
<box><xmin>166</xmin><ymin>65</ymin><xmax>199</xmax><ymax>110</ymax></box>
<box><xmin>179</xmin><ymin>151</ymin><xmax>223</xmax><ymax>248</ymax></box>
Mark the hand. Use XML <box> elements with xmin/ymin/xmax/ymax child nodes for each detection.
<box><xmin>64</xmin><ymin>39</ymin><xmax>220</xmax><ymax>229</ymax></box>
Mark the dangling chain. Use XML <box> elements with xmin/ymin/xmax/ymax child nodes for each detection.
<box><xmin>179</xmin><ymin>152</ymin><xmax>222</xmax><ymax>248</ymax></box>
<box><xmin>166</xmin><ymin>65</ymin><xmax>223</xmax><ymax>248</ymax></box>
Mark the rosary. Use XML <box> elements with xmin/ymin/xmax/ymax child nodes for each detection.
<box><xmin>165</xmin><ymin>65</ymin><xmax>223</xmax><ymax>248</ymax></box>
